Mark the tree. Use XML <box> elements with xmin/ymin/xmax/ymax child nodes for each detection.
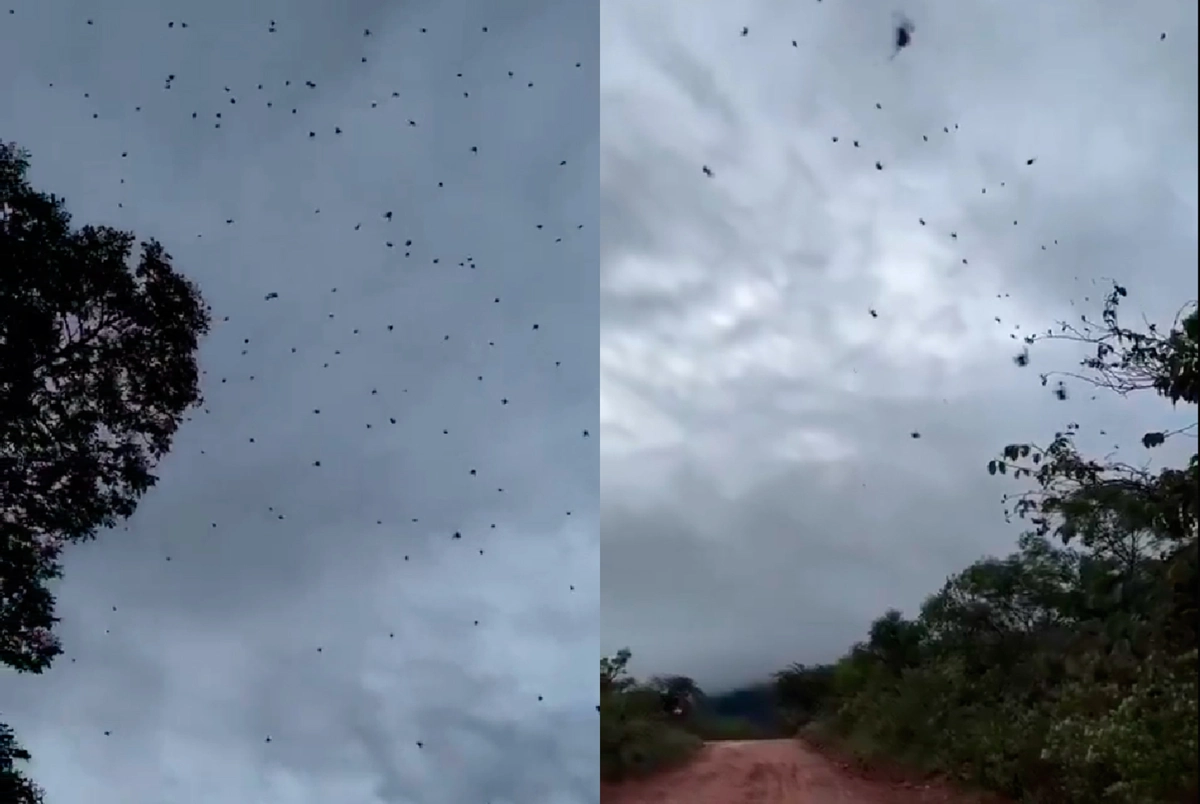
<box><xmin>996</xmin><ymin>284</ymin><xmax>1197</xmax><ymax>551</ymax></box>
<box><xmin>1</xmin><ymin>142</ymin><xmax>210</xmax><ymax>802</ymax></box>
<box><xmin>646</xmin><ymin>674</ymin><xmax>702</xmax><ymax>717</ymax></box>
<box><xmin>865</xmin><ymin>609</ymin><xmax>927</xmax><ymax>673</ymax></box>
<box><xmin>0</xmin><ymin>723</ymin><xmax>43</xmax><ymax>804</ymax></box>
<box><xmin>599</xmin><ymin>650</ymin><xmax>704</xmax><ymax>781</ymax></box>
<box><xmin>995</xmin><ymin>283</ymin><xmax>1197</xmax><ymax>659</ymax></box>
<box><xmin>775</xmin><ymin>283</ymin><xmax>1197</xmax><ymax>803</ymax></box>
<box><xmin>600</xmin><ymin>648</ymin><xmax>634</xmax><ymax>694</ymax></box>
<box><xmin>772</xmin><ymin>662</ymin><xmax>835</xmax><ymax>722</ymax></box>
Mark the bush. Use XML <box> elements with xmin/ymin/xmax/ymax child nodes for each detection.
<box><xmin>1042</xmin><ymin>650</ymin><xmax>1199</xmax><ymax>803</ymax></box>
<box><xmin>600</xmin><ymin>650</ymin><xmax>702</xmax><ymax>781</ymax></box>
<box><xmin>771</xmin><ymin>289</ymin><xmax>1198</xmax><ymax>804</ymax></box>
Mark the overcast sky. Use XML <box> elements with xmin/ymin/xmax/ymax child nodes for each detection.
<box><xmin>601</xmin><ymin>0</ymin><xmax>1198</xmax><ymax>691</ymax></box>
<box><xmin>0</xmin><ymin>1</ymin><xmax>598</xmax><ymax>803</ymax></box>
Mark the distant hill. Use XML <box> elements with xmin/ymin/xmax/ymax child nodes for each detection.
<box><xmin>699</xmin><ymin>682</ymin><xmax>781</xmax><ymax>731</ymax></box>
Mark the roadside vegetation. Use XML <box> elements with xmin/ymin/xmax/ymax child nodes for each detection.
<box><xmin>605</xmin><ymin>284</ymin><xmax>1198</xmax><ymax>803</ymax></box>
<box><xmin>599</xmin><ymin>648</ymin><xmax>781</xmax><ymax>781</ymax></box>
<box><xmin>779</xmin><ymin>286</ymin><xmax>1198</xmax><ymax>803</ymax></box>
<box><xmin>600</xmin><ymin>649</ymin><xmax>701</xmax><ymax>781</ymax></box>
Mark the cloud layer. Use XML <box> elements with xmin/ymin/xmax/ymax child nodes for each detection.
<box><xmin>1</xmin><ymin>1</ymin><xmax>598</xmax><ymax>802</ymax></box>
<box><xmin>601</xmin><ymin>0</ymin><xmax>1197</xmax><ymax>690</ymax></box>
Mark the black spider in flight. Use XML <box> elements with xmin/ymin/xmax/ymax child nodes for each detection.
<box><xmin>890</xmin><ymin>12</ymin><xmax>915</xmax><ymax>60</ymax></box>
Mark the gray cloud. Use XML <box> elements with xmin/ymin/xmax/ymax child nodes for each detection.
<box><xmin>601</xmin><ymin>0</ymin><xmax>1197</xmax><ymax>691</ymax></box>
<box><xmin>1</xmin><ymin>1</ymin><xmax>597</xmax><ymax>802</ymax></box>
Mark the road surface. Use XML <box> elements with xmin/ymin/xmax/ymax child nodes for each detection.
<box><xmin>601</xmin><ymin>739</ymin><xmax>1004</xmax><ymax>804</ymax></box>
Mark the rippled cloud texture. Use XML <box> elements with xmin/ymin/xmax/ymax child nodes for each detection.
<box><xmin>1</xmin><ymin>1</ymin><xmax>598</xmax><ymax>802</ymax></box>
<box><xmin>601</xmin><ymin>0</ymin><xmax>1197</xmax><ymax>689</ymax></box>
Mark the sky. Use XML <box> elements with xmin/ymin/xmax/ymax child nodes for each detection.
<box><xmin>600</xmin><ymin>0</ymin><xmax>1198</xmax><ymax>691</ymax></box>
<box><xmin>0</xmin><ymin>2</ymin><xmax>598</xmax><ymax>803</ymax></box>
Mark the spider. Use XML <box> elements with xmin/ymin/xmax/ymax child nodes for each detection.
<box><xmin>890</xmin><ymin>12</ymin><xmax>915</xmax><ymax>60</ymax></box>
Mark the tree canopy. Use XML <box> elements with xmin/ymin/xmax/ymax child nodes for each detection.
<box><xmin>774</xmin><ymin>285</ymin><xmax>1197</xmax><ymax>803</ymax></box>
<box><xmin>0</xmin><ymin>142</ymin><xmax>210</xmax><ymax>803</ymax></box>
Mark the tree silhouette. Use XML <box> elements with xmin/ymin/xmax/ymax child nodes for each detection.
<box><xmin>1</xmin><ymin>142</ymin><xmax>210</xmax><ymax>802</ymax></box>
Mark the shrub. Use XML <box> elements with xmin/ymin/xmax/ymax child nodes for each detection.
<box><xmin>599</xmin><ymin>650</ymin><xmax>702</xmax><ymax>781</ymax></box>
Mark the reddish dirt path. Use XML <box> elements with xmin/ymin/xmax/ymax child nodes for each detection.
<box><xmin>601</xmin><ymin>739</ymin><xmax>1004</xmax><ymax>804</ymax></box>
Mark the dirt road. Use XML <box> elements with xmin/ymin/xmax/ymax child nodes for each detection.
<box><xmin>600</xmin><ymin>739</ymin><xmax>1002</xmax><ymax>804</ymax></box>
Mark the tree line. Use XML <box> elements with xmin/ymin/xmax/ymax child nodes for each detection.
<box><xmin>779</xmin><ymin>285</ymin><xmax>1197</xmax><ymax>803</ymax></box>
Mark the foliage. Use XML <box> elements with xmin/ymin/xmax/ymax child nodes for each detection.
<box><xmin>0</xmin><ymin>723</ymin><xmax>43</xmax><ymax>804</ymax></box>
<box><xmin>1</xmin><ymin>142</ymin><xmax>210</xmax><ymax>802</ymax></box>
<box><xmin>600</xmin><ymin>648</ymin><xmax>786</xmax><ymax>783</ymax></box>
<box><xmin>599</xmin><ymin>649</ymin><xmax>703</xmax><ymax>781</ymax></box>
<box><xmin>774</xmin><ymin>285</ymin><xmax>1197</xmax><ymax>804</ymax></box>
<box><xmin>772</xmin><ymin>662</ymin><xmax>836</xmax><ymax>727</ymax></box>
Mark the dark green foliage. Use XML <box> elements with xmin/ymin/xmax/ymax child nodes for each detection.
<box><xmin>774</xmin><ymin>286</ymin><xmax>1197</xmax><ymax>803</ymax></box>
<box><xmin>600</xmin><ymin>650</ymin><xmax>785</xmax><ymax>782</ymax></box>
<box><xmin>1</xmin><ymin>142</ymin><xmax>210</xmax><ymax>803</ymax></box>
<box><xmin>648</xmin><ymin>673</ymin><xmax>702</xmax><ymax>716</ymax></box>
<box><xmin>599</xmin><ymin>649</ymin><xmax>703</xmax><ymax>781</ymax></box>
<box><xmin>0</xmin><ymin>724</ymin><xmax>43</xmax><ymax>804</ymax></box>
<box><xmin>772</xmin><ymin>662</ymin><xmax>836</xmax><ymax>727</ymax></box>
